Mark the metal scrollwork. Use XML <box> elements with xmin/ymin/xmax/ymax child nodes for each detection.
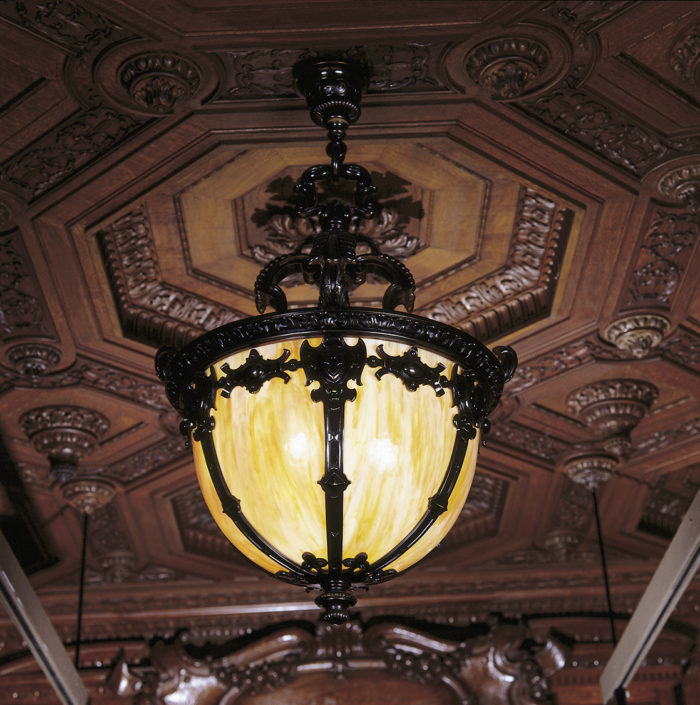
<box><xmin>217</xmin><ymin>348</ymin><xmax>298</xmax><ymax>395</ymax></box>
<box><xmin>447</xmin><ymin>366</ymin><xmax>489</xmax><ymax>442</ymax></box>
<box><xmin>299</xmin><ymin>336</ymin><xmax>366</xmax><ymax>404</ymax></box>
<box><xmin>367</xmin><ymin>345</ymin><xmax>448</xmax><ymax>395</ymax></box>
<box><xmin>179</xmin><ymin>367</ymin><xmax>218</xmax><ymax>443</ymax></box>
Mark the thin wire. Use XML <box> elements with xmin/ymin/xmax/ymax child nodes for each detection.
<box><xmin>74</xmin><ymin>512</ymin><xmax>88</xmax><ymax>669</ymax></box>
<box><xmin>592</xmin><ymin>489</ymin><xmax>617</xmax><ymax>645</ymax></box>
<box><xmin>592</xmin><ymin>489</ymin><xmax>627</xmax><ymax>705</ymax></box>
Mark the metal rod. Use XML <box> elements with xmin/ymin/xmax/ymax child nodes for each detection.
<box><xmin>592</xmin><ymin>489</ymin><xmax>618</xmax><ymax>646</ymax></box>
<box><xmin>74</xmin><ymin>512</ymin><xmax>88</xmax><ymax>669</ymax></box>
<box><xmin>592</xmin><ymin>489</ymin><xmax>627</xmax><ymax>705</ymax></box>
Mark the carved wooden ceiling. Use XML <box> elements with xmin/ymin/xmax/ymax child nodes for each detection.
<box><xmin>0</xmin><ymin>2</ymin><xmax>699</xmax><ymax>704</ymax></box>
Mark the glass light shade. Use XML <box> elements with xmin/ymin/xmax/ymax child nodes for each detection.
<box><xmin>192</xmin><ymin>337</ymin><xmax>479</xmax><ymax>577</ymax></box>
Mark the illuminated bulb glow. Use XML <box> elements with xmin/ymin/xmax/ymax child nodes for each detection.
<box><xmin>192</xmin><ymin>338</ymin><xmax>479</xmax><ymax>577</ymax></box>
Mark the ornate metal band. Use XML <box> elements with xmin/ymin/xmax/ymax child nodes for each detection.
<box><xmin>156</xmin><ymin>307</ymin><xmax>517</xmax><ymax>420</ymax></box>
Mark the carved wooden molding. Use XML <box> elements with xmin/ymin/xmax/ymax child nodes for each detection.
<box><xmin>508</xmin><ymin>327</ymin><xmax>700</xmax><ymax>395</ymax></box>
<box><xmin>97</xmin><ymin>208</ymin><xmax>243</xmax><ymax>348</ymax></box>
<box><xmin>215</xmin><ymin>44</ymin><xmax>446</xmax><ymax>101</ymax></box>
<box><xmin>110</xmin><ymin>618</ymin><xmax>566</xmax><ymax>705</ymax></box>
<box><xmin>0</xmin><ymin>0</ymin><xmax>118</xmax><ymax>57</ymax></box>
<box><xmin>517</xmin><ymin>80</ymin><xmax>700</xmax><ymax>177</ymax></box>
<box><xmin>0</xmin><ymin>231</ymin><xmax>57</xmax><ymax>342</ymax></box>
<box><xmin>621</xmin><ymin>210</ymin><xmax>699</xmax><ymax>310</ymax></box>
<box><xmin>418</xmin><ymin>187</ymin><xmax>572</xmax><ymax>340</ymax></box>
<box><xmin>0</xmin><ymin>104</ymin><xmax>147</xmax><ymax>202</ymax></box>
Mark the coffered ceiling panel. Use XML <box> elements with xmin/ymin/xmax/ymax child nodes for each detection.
<box><xmin>0</xmin><ymin>2</ymin><xmax>699</xmax><ymax>704</ymax></box>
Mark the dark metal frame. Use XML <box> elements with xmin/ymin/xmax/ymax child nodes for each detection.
<box><xmin>156</xmin><ymin>58</ymin><xmax>517</xmax><ymax>623</ymax></box>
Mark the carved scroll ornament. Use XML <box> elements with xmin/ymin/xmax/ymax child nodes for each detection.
<box><xmin>110</xmin><ymin>618</ymin><xmax>565</xmax><ymax>705</ymax></box>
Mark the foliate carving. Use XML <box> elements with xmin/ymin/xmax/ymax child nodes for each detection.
<box><xmin>6</xmin><ymin>343</ymin><xmax>61</xmax><ymax>377</ymax></box>
<box><xmin>0</xmin><ymin>232</ymin><xmax>55</xmax><ymax>340</ymax></box>
<box><xmin>625</xmin><ymin>211</ymin><xmax>699</xmax><ymax>307</ymax></box>
<box><xmin>552</xmin><ymin>476</ymin><xmax>593</xmax><ymax>533</ymax></box>
<box><xmin>518</xmin><ymin>80</ymin><xmax>700</xmax><ymax>176</ymax></box>
<box><xmin>97</xmin><ymin>208</ymin><xmax>242</xmax><ymax>347</ymax></box>
<box><xmin>219</xmin><ymin>44</ymin><xmax>444</xmax><ymax>99</ymax></box>
<box><xmin>248</xmin><ymin>170</ymin><xmax>423</xmax><ymax>268</ymax></box>
<box><xmin>633</xmin><ymin>416</ymin><xmax>700</xmax><ymax>456</ymax></box>
<box><xmin>488</xmin><ymin>420</ymin><xmax>569</xmax><ymax>461</ymax></box>
<box><xmin>0</xmin><ymin>200</ymin><xmax>15</xmax><ymax>232</ymax></box>
<box><xmin>49</xmin><ymin>357</ymin><xmax>170</xmax><ymax>408</ymax></box>
<box><xmin>419</xmin><ymin>188</ymin><xmax>571</xmax><ymax>338</ymax></box>
<box><xmin>0</xmin><ymin>0</ymin><xmax>117</xmax><ymax>56</ymax></box>
<box><xmin>658</xmin><ymin>164</ymin><xmax>700</xmax><ymax>212</ymax></box>
<box><xmin>111</xmin><ymin>618</ymin><xmax>564</xmax><ymax>705</ymax></box>
<box><xmin>567</xmin><ymin>379</ymin><xmax>658</xmax><ymax>438</ymax></box>
<box><xmin>88</xmin><ymin>502</ymin><xmax>130</xmax><ymax>556</ymax></box>
<box><xmin>669</xmin><ymin>23</ymin><xmax>700</xmax><ymax>86</ymax></box>
<box><xmin>102</xmin><ymin>435</ymin><xmax>188</xmax><ymax>483</ymax></box>
<box><xmin>466</xmin><ymin>37</ymin><xmax>550</xmax><ymax>99</ymax></box>
<box><xmin>61</xmin><ymin>477</ymin><xmax>115</xmax><ymax>515</ymax></box>
<box><xmin>0</xmin><ymin>103</ymin><xmax>145</xmax><ymax>201</ymax></box>
<box><xmin>508</xmin><ymin>330</ymin><xmax>699</xmax><ymax>395</ymax></box>
<box><xmin>659</xmin><ymin>329</ymin><xmax>700</xmax><ymax>372</ymax></box>
<box><xmin>638</xmin><ymin>485</ymin><xmax>693</xmax><ymax>539</ymax></box>
<box><xmin>19</xmin><ymin>405</ymin><xmax>109</xmax><ymax>480</ymax></box>
<box><xmin>119</xmin><ymin>54</ymin><xmax>201</xmax><ymax>114</ymax></box>
<box><xmin>542</xmin><ymin>0</ymin><xmax>633</xmax><ymax>49</ymax></box>
<box><xmin>564</xmin><ymin>452</ymin><xmax>617</xmax><ymax>491</ymax></box>
<box><xmin>603</xmin><ymin>313</ymin><xmax>671</xmax><ymax>358</ymax></box>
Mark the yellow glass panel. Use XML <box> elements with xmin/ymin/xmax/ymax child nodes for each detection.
<box><xmin>195</xmin><ymin>340</ymin><xmax>326</xmax><ymax>572</ymax></box>
<box><xmin>383</xmin><ymin>428</ymin><xmax>478</xmax><ymax>573</ymax></box>
<box><xmin>193</xmin><ymin>336</ymin><xmax>480</xmax><ymax>578</ymax></box>
<box><xmin>343</xmin><ymin>339</ymin><xmax>477</xmax><ymax>573</ymax></box>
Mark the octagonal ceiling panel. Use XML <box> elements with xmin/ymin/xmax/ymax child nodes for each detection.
<box><xmin>94</xmin><ymin>136</ymin><xmax>578</xmax><ymax>348</ymax></box>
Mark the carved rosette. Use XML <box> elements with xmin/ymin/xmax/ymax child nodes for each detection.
<box><xmin>466</xmin><ymin>37</ymin><xmax>550</xmax><ymax>99</ymax></box>
<box><xmin>6</xmin><ymin>342</ymin><xmax>61</xmax><ymax>377</ymax></box>
<box><xmin>0</xmin><ymin>200</ymin><xmax>15</xmax><ymax>232</ymax></box>
<box><xmin>669</xmin><ymin>23</ymin><xmax>700</xmax><ymax>86</ymax></box>
<box><xmin>567</xmin><ymin>380</ymin><xmax>658</xmax><ymax>459</ymax></box>
<box><xmin>119</xmin><ymin>53</ymin><xmax>201</xmax><ymax>114</ymax></box>
<box><xmin>603</xmin><ymin>313</ymin><xmax>671</xmax><ymax>358</ymax></box>
<box><xmin>19</xmin><ymin>405</ymin><xmax>110</xmax><ymax>481</ymax></box>
<box><xmin>658</xmin><ymin>164</ymin><xmax>700</xmax><ymax>212</ymax></box>
<box><xmin>61</xmin><ymin>477</ymin><xmax>115</xmax><ymax>515</ymax></box>
<box><xmin>564</xmin><ymin>452</ymin><xmax>618</xmax><ymax>491</ymax></box>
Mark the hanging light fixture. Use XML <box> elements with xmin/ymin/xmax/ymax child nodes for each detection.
<box><xmin>156</xmin><ymin>57</ymin><xmax>517</xmax><ymax>623</ymax></box>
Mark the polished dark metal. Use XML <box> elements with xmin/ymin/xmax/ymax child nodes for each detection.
<box><xmin>155</xmin><ymin>57</ymin><xmax>517</xmax><ymax>623</ymax></box>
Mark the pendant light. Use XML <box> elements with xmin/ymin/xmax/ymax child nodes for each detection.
<box><xmin>156</xmin><ymin>57</ymin><xmax>517</xmax><ymax>623</ymax></box>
